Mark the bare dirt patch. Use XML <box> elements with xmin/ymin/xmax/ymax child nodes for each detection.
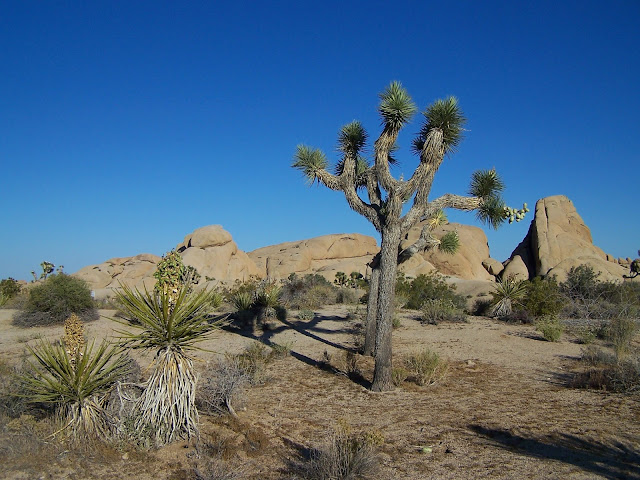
<box><xmin>1</xmin><ymin>306</ymin><xmax>638</xmax><ymax>479</ymax></box>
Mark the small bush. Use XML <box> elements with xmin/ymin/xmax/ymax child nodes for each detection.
<box><xmin>300</xmin><ymin>420</ymin><xmax>381</xmax><ymax>480</ymax></box>
<box><xmin>536</xmin><ymin>316</ymin><xmax>564</xmax><ymax>342</ymax></box>
<box><xmin>607</xmin><ymin>317</ymin><xmax>638</xmax><ymax>358</ymax></box>
<box><xmin>297</xmin><ymin>309</ymin><xmax>314</xmax><ymax>321</ymax></box>
<box><xmin>420</xmin><ymin>298</ymin><xmax>467</xmax><ymax>324</ymax></box>
<box><xmin>14</xmin><ymin>274</ymin><xmax>98</xmax><ymax>327</ymax></box>
<box><xmin>404</xmin><ymin>349</ymin><xmax>448</xmax><ymax>386</ymax></box>
<box><xmin>575</xmin><ymin>347</ymin><xmax>640</xmax><ymax>393</ymax></box>
<box><xmin>0</xmin><ymin>278</ymin><xmax>21</xmax><ymax>306</ymax></box>
<box><xmin>237</xmin><ymin>342</ymin><xmax>272</xmax><ymax>385</ymax></box>
<box><xmin>396</xmin><ymin>272</ymin><xmax>466</xmax><ymax>311</ymax></box>
<box><xmin>270</xmin><ymin>341</ymin><xmax>293</xmax><ymax>358</ymax></box>
<box><xmin>281</xmin><ymin>274</ymin><xmax>339</xmax><ymax>309</ymax></box>
<box><xmin>522</xmin><ymin>276</ymin><xmax>565</xmax><ymax>319</ymax></box>
<box><xmin>198</xmin><ymin>356</ymin><xmax>251</xmax><ymax>418</ymax></box>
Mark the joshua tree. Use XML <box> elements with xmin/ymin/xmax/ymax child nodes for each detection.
<box><xmin>293</xmin><ymin>82</ymin><xmax>519</xmax><ymax>391</ymax></box>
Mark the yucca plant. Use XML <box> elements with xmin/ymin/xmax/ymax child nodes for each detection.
<box><xmin>113</xmin><ymin>282</ymin><xmax>222</xmax><ymax>445</ymax></box>
<box><xmin>489</xmin><ymin>275</ymin><xmax>529</xmax><ymax>318</ymax></box>
<box><xmin>21</xmin><ymin>316</ymin><xmax>129</xmax><ymax>442</ymax></box>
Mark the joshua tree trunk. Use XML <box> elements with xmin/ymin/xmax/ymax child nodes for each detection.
<box><xmin>370</xmin><ymin>227</ymin><xmax>401</xmax><ymax>391</ymax></box>
<box><xmin>363</xmin><ymin>258</ymin><xmax>380</xmax><ymax>356</ymax></box>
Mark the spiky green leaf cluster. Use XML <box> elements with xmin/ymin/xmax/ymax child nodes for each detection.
<box><xmin>338</xmin><ymin>121</ymin><xmax>367</xmax><ymax>155</ymax></box>
<box><xmin>114</xmin><ymin>283</ymin><xmax>220</xmax><ymax>352</ymax></box>
<box><xmin>469</xmin><ymin>169</ymin><xmax>505</xmax><ymax>198</ymax></box>
<box><xmin>416</xmin><ymin>97</ymin><xmax>466</xmax><ymax>155</ymax></box>
<box><xmin>438</xmin><ymin>231</ymin><xmax>460</xmax><ymax>254</ymax></box>
<box><xmin>378</xmin><ymin>81</ymin><xmax>417</xmax><ymax>130</ymax></box>
<box><xmin>22</xmin><ymin>339</ymin><xmax>129</xmax><ymax>405</ymax></box>
<box><xmin>476</xmin><ymin>195</ymin><xmax>507</xmax><ymax>230</ymax></box>
<box><xmin>293</xmin><ymin>145</ymin><xmax>329</xmax><ymax>185</ymax></box>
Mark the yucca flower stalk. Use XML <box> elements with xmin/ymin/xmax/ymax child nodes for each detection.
<box><xmin>22</xmin><ymin>337</ymin><xmax>130</xmax><ymax>442</ymax></box>
<box><xmin>113</xmin><ymin>282</ymin><xmax>222</xmax><ymax>445</ymax></box>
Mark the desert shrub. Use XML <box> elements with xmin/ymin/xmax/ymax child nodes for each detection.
<box><xmin>237</xmin><ymin>342</ymin><xmax>272</xmax><ymax>385</ymax></box>
<box><xmin>300</xmin><ymin>420</ymin><xmax>381</xmax><ymax>480</ymax></box>
<box><xmin>0</xmin><ymin>359</ymin><xmax>31</xmax><ymax>418</ymax></box>
<box><xmin>281</xmin><ymin>274</ymin><xmax>339</xmax><ymax>309</ymax></box>
<box><xmin>575</xmin><ymin>347</ymin><xmax>640</xmax><ymax>393</ymax></box>
<box><xmin>396</xmin><ymin>272</ymin><xmax>466</xmax><ymax>311</ymax></box>
<box><xmin>0</xmin><ymin>278</ymin><xmax>21</xmax><ymax>306</ymax></box>
<box><xmin>420</xmin><ymin>298</ymin><xmax>467</xmax><ymax>324</ymax></box>
<box><xmin>607</xmin><ymin>317</ymin><xmax>638</xmax><ymax>358</ymax></box>
<box><xmin>522</xmin><ymin>276</ymin><xmax>566</xmax><ymax>319</ymax></box>
<box><xmin>270</xmin><ymin>341</ymin><xmax>293</xmax><ymax>358</ymax></box>
<box><xmin>14</xmin><ymin>274</ymin><xmax>98</xmax><ymax>327</ymax></box>
<box><xmin>297</xmin><ymin>309</ymin><xmax>314</xmax><ymax>321</ymax></box>
<box><xmin>198</xmin><ymin>356</ymin><xmax>251</xmax><ymax>418</ymax></box>
<box><xmin>392</xmin><ymin>316</ymin><xmax>402</xmax><ymax>328</ymax></box>
<box><xmin>488</xmin><ymin>276</ymin><xmax>528</xmax><ymax>318</ymax></box>
<box><xmin>336</xmin><ymin>287</ymin><xmax>360</xmax><ymax>305</ymax></box>
<box><xmin>404</xmin><ymin>349</ymin><xmax>448</xmax><ymax>386</ymax></box>
<box><xmin>536</xmin><ymin>315</ymin><xmax>564</xmax><ymax>342</ymax></box>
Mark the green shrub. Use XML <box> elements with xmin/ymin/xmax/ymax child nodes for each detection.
<box><xmin>536</xmin><ymin>316</ymin><xmax>564</xmax><ymax>342</ymax></box>
<box><xmin>281</xmin><ymin>274</ymin><xmax>339</xmax><ymax>309</ymax></box>
<box><xmin>297</xmin><ymin>309</ymin><xmax>314</xmax><ymax>321</ymax></box>
<box><xmin>404</xmin><ymin>349</ymin><xmax>448</xmax><ymax>386</ymax></box>
<box><xmin>396</xmin><ymin>272</ymin><xmax>466</xmax><ymax>311</ymax></box>
<box><xmin>14</xmin><ymin>274</ymin><xmax>98</xmax><ymax>327</ymax></box>
<box><xmin>420</xmin><ymin>298</ymin><xmax>467</xmax><ymax>324</ymax></box>
<box><xmin>522</xmin><ymin>276</ymin><xmax>566</xmax><ymax>319</ymax></box>
<box><xmin>0</xmin><ymin>278</ymin><xmax>21</xmax><ymax>305</ymax></box>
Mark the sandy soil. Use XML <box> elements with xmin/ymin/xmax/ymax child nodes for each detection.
<box><xmin>1</xmin><ymin>306</ymin><xmax>638</xmax><ymax>479</ymax></box>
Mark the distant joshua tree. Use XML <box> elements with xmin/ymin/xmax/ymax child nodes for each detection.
<box><xmin>293</xmin><ymin>82</ymin><xmax>524</xmax><ymax>391</ymax></box>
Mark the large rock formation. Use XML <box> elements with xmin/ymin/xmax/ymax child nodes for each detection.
<box><xmin>506</xmin><ymin>195</ymin><xmax>627</xmax><ymax>282</ymax></box>
<box><xmin>176</xmin><ymin>225</ymin><xmax>260</xmax><ymax>282</ymax></box>
<box><xmin>74</xmin><ymin>253</ymin><xmax>161</xmax><ymax>291</ymax></box>
<box><xmin>248</xmin><ymin>233</ymin><xmax>379</xmax><ymax>281</ymax></box>
<box><xmin>74</xmin><ymin>225</ymin><xmax>260</xmax><ymax>294</ymax></box>
<box><xmin>399</xmin><ymin>222</ymin><xmax>495</xmax><ymax>281</ymax></box>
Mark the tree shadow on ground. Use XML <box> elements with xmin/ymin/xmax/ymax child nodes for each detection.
<box><xmin>470</xmin><ymin>425</ymin><xmax>640</xmax><ymax>480</ymax></box>
<box><xmin>222</xmin><ymin>314</ymin><xmax>371</xmax><ymax>388</ymax></box>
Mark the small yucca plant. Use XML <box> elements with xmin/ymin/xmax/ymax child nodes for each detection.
<box><xmin>22</xmin><ymin>317</ymin><xmax>129</xmax><ymax>442</ymax></box>
<box><xmin>489</xmin><ymin>276</ymin><xmax>529</xmax><ymax>318</ymax></box>
<box><xmin>114</xmin><ymin>282</ymin><xmax>222</xmax><ymax>445</ymax></box>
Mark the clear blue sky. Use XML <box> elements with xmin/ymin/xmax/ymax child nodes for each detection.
<box><xmin>2</xmin><ymin>1</ymin><xmax>638</xmax><ymax>281</ymax></box>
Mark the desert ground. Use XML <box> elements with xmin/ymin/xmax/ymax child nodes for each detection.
<box><xmin>1</xmin><ymin>305</ymin><xmax>638</xmax><ymax>479</ymax></box>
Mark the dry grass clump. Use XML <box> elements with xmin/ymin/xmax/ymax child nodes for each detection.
<box><xmin>299</xmin><ymin>420</ymin><xmax>382</xmax><ymax>480</ymax></box>
<box><xmin>403</xmin><ymin>349</ymin><xmax>448</xmax><ymax>386</ymax></box>
<box><xmin>573</xmin><ymin>345</ymin><xmax>640</xmax><ymax>393</ymax></box>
